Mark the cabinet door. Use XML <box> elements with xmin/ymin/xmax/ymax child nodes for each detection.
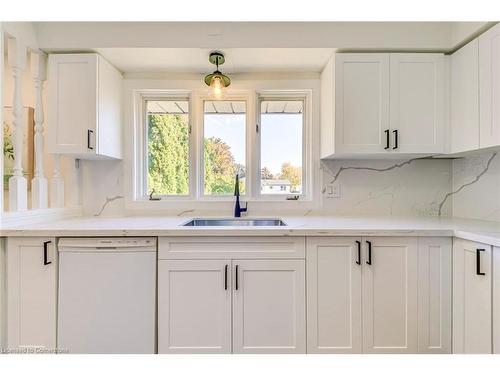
<box><xmin>479</xmin><ymin>23</ymin><xmax>500</xmax><ymax>148</ymax></box>
<box><xmin>306</xmin><ymin>237</ymin><xmax>362</xmax><ymax>353</ymax></box>
<box><xmin>335</xmin><ymin>54</ymin><xmax>390</xmax><ymax>154</ymax></box>
<box><xmin>6</xmin><ymin>237</ymin><xmax>57</xmax><ymax>351</ymax></box>
<box><xmin>451</xmin><ymin>39</ymin><xmax>480</xmax><ymax>153</ymax></box>
<box><xmin>362</xmin><ymin>237</ymin><xmax>418</xmax><ymax>353</ymax></box>
<box><xmin>158</xmin><ymin>260</ymin><xmax>231</xmax><ymax>353</ymax></box>
<box><xmin>232</xmin><ymin>260</ymin><xmax>306</xmax><ymax>353</ymax></box>
<box><xmin>494</xmin><ymin>246</ymin><xmax>500</xmax><ymax>354</ymax></box>
<box><xmin>0</xmin><ymin>238</ymin><xmax>5</xmax><ymax>350</ymax></box>
<box><xmin>47</xmin><ymin>54</ymin><xmax>97</xmax><ymax>155</ymax></box>
<box><xmin>389</xmin><ymin>54</ymin><xmax>445</xmax><ymax>154</ymax></box>
<box><xmin>453</xmin><ymin>238</ymin><xmax>492</xmax><ymax>354</ymax></box>
<box><xmin>417</xmin><ymin>237</ymin><xmax>452</xmax><ymax>353</ymax></box>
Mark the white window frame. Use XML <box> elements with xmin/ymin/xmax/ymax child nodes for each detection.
<box><xmin>136</xmin><ymin>91</ymin><xmax>195</xmax><ymax>201</ymax></box>
<box><xmin>131</xmin><ymin>88</ymin><xmax>313</xmax><ymax>206</ymax></box>
<box><xmin>197</xmin><ymin>91</ymin><xmax>254</xmax><ymax>201</ymax></box>
<box><xmin>256</xmin><ymin>91</ymin><xmax>312</xmax><ymax>201</ymax></box>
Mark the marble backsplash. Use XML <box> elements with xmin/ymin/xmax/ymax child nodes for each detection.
<box><xmin>452</xmin><ymin>152</ymin><xmax>500</xmax><ymax>221</ymax></box>
<box><xmin>320</xmin><ymin>158</ymin><xmax>453</xmax><ymax>217</ymax></box>
<box><xmin>79</xmin><ymin>152</ymin><xmax>499</xmax><ymax>222</ymax></box>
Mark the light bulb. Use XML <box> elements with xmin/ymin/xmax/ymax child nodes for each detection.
<box><xmin>210</xmin><ymin>76</ymin><xmax>225</xmax><ymax>98</ymax></box>
<box><xmin>212</xmin><ymin>85</ymin><xmax>223</xmax><ymax>98</ymax></box>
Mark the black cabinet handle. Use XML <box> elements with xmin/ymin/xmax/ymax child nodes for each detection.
<box><xmin>384</xmin><ymin>129</ymin><xmax>390</xmax><ymax>149</ymax></box>
<box><xmin>43</xmin><ymin>241</ymin><xmax>52</xmax><ymax>266</ymax></box>
<box><xmin>393</xmin><ymin>130</ymin><xmax>399</xmax><ymax>149</ymax></box>
<box><xmin>235</xmin><ymin>265</ymin><xmax>239</xmax><ymax>290</ymax></box>
<box><xmin>476</xmin><ymin>249</ymin><xmax>486</xmax><ymax>276</ymax></box>
<box><xmin>355</xmin><ymin>240</ymin><xmax>361</xmax><ymax>265</ymax></box>
<box><xmin>87</xmin><ymin>129</ymin><xmax>94</xmax><ymax>150</ymax></box>
<box><xmin>366</xmin><ymin>241</ymin><xmax>372</xmax><ymax>265</ymax></box>
<box><xmin>224</xmin><ymin>264</ymin><xmax>228</xmax><ymax>290</ymax></box>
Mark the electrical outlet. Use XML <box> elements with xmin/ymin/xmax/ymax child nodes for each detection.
<box><xmin>326</xmin><ymin>183</ymin><xmax>341</xmax><ymax>198</ymax></box>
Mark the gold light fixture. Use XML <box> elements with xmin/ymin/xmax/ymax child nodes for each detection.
<box><xmin>204</xmin><ymin>52</ymin><xmax>230</xmax><ymax>99</ymax></box>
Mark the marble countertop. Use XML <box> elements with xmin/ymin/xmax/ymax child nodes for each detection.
<box><xmin>2</xmin><ymin>215</ymin><xmax>500</xmax><ymax>247</ymax></box>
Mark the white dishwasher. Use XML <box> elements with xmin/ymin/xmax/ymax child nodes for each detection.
<box><xmin>58</xmin><ymin>238</ymin><xmax>156</xmax><ymax>354</ymax></box>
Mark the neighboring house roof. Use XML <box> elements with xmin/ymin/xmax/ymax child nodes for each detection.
<box><xmin>261</xmin><ymin>179</ymin><xmax>291</xmax><ymax>186</ymax></box>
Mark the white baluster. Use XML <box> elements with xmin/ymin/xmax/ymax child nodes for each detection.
<box><xmin>7</xmin><ymin>37</ymin><xmax>27</xmax><ymax>211</ymax></box>
<box><xmin>49</xmin><ymin>154</ymin><xmax>65</xmax><ymax>208</ymax></box>
<box><xmin>31</xmin><ymin>52</ymin><xmax>48</xmax><ymax>209</ymax></box>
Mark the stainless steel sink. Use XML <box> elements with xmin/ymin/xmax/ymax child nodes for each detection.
<box><xmin>182</xmin><ymin>218</ymin><xmax>287</xmax><ymax>227</ymax></box>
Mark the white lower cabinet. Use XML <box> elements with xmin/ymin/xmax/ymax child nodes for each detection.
<box><xmin>306</xmin><ymin>237</ymin><xmax>362</xmax><ymax>353</ymax></box>
<box><xmin>232</xmin><ymin>260</ymin><xmax>305</xmax><ymax>353</ymax></box>
<box><xmin>6</xmin><ymin>237</ymin><xmax>57</xmax><ymax>351</ymax></box>
<box><xmin>157</xmin><ymin>237</ymin><xmax>306</xmax><ymax>354</ymax></box>
<box><xmin>453</xmin><ymin>238</ymin><xmax>492</xmax><ymax>354</ymax></box>
<box><xmin>362</xmin><ymin>237</ymin><xmax>418</xmax><ymax>353</ymax></box>
<box><xmin>307</xmin><ymin>236</ymin><xmax>451</xmax><ymax>354</ymax></box>
<box><xmin>417</xmin><ymin>237</ymin><xmax>452</xmax><ymax>353</ymax></box>
<box><xmin>158</xmin><ymin>260</ymin><xmax>232</xmax><ymax>353</ymax></box>
<box><xmin>494</xmin><ymin>246</ymin><xmax>500</xmax><ymax>354</ymax></box>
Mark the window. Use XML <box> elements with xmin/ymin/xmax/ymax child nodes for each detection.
<box><xmin>203</xmin><ymin>100</ymin><xmax>246</xmax><ymax>196</ymax></box>
<box><xmin>135</xmin><ymin>90</ymin><xmax>311</xmax><ymax>204</ymax></box>
<box><xmin>259</xmin><ymin>99</ymin><xmax>304</xmax><ymax>195</ymax></box>
<box><xmin>146</xmin><ymin>99</ymin><xmax>190</xmax><ymax>196</ymax></box>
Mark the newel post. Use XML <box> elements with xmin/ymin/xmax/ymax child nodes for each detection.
<box><xmin>7</xmin><ymin>37</ymin><xmax>28</xmax><ymax>211</ymax></box>
<box><xmin>31</xmin><ymin>51</ymin><xmax>48</xmax><ymax>209</ymax></box>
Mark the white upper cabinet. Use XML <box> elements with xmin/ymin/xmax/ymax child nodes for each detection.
<box><xmin>325</xmin><ymin>53</ymin><xmax>445</xmax><ymax>158</ymax></box>
<box><xmin>450</xmin><ymin>39</ymin><xmax>480</xmax><ymax>153</ymax></box>
<box><xmin>47</xmin><ymin>53</ymin><xmax>123</xmax><ymax>159</ymax></box>
<box><xmin>389</xmin><ymin>54</ymin><xmax>445</xmax><ymax>154</ymax></box>
<box><xmin>334</xmin><ymin>54</ymin><xmax>390</xmax><ymax>155</ymax></box>
<box><xmin>479</xmin><ymin>23</ymin><xmax>500</xmax><ymax>149</ymax></box>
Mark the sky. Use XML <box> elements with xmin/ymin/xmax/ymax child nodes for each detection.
<box><xmin>204</xmin><ymin>113</ymin><xmax>302</xmax><ymax>175</ymax></box>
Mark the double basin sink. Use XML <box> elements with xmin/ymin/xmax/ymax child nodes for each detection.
<box><xmin>183</xmin><ymin>218</ymin><xmax>287</xmax><ymax>227</ymax></box>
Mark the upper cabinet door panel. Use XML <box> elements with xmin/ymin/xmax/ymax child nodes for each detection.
<box><xmin>335</xmin><ymin>54</ymin><xmax>390</xmax><ymax>154</ymax></box>
<box><xmin>451</xmin><ymin>39</ymin><xmax>480</xmax><ymax>153</ymax></box>
<box><xmin>479</xmin><ymin>23</ymin><xmax>500</xmax><ymax>148</ymax></box>
<box><xmin>48</xmin><ymin>54</ymin><xmax>97</xmax><ymax>154</ymax></box>
<box><xmin>390</xmin><ymin>54</ymin><xmax>445</xmax><ymax>153</ymax></box>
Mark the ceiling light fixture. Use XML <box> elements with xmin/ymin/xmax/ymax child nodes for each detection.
<box><xmin>204</xmin><ymin>51</ymin><xmax>230</xmax><ymax>99</ymax></box>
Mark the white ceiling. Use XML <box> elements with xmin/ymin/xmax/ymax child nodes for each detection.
<box><xmin>94</xmin><ymin>48</ymin><xmax>335</xmax><ymax>73</ymax></box>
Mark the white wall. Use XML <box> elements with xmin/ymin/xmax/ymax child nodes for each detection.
<box><xmin>452</xmin><ymin>151</ymin><xmax>500</xmax><ymax>221</ymax></box>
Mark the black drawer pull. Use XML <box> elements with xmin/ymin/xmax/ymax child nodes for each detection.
<box><xmin>43</xmin><ymin>241</ymin><xmax>52</xmax><ymax>266</ymax></box>
<box><xmin>476</xmin><ymin>249</ymin><xmax>485</xmax><ymax>276</ymax></box>
<box><xmin>224</xmin><ymin>264</ymin><xmax>228</xmax><ymax>290</ymax></box>
<box><xmin>384</xmin><ymin>129</ymin><xmax>390</xmax><ymax>149</ymax></box>
<box><xmin>393</xmin><ymin>129</ymin><xmax>399</xmax><ymax>149</ymax></box>
<box><xmin>235</xmin><ymin>265</ymin><xmax>239</xmax><ymax>291</ymax></box>
<box><xmin>87</xmin><ymin>129</ymin><xmax>94</xmax><ymax>150</ymax></box>
<box><xmin>366</xmin><ymin>241</ymin><xmax>372</xmax><ymax>265</ymax></box>
<box><xmin>355</xmin><ymin>240</ymin><xmax>361</xmax><ymax>265</ymax></box>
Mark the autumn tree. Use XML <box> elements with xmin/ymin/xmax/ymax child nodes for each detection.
<box><xmin>261</xmin><ymin>167</ymin><xmax>273</xmax><ymax>180</ymax></box>
<box><xmin>279</xmin><ymin>162</ymin><xmax>302</xmax><ymax>192</ymax></box>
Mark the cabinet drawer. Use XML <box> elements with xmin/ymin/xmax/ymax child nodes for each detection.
<box><xmin>158</xmin><ymin>237</ymin><xmax>305</xmax><ymax>259</ymax></box>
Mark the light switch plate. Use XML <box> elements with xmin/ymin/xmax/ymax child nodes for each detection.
<box><xmin>326</xmin><ymin>183</ymin><xmax>341</xmax><ymax>198</ymax></box>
